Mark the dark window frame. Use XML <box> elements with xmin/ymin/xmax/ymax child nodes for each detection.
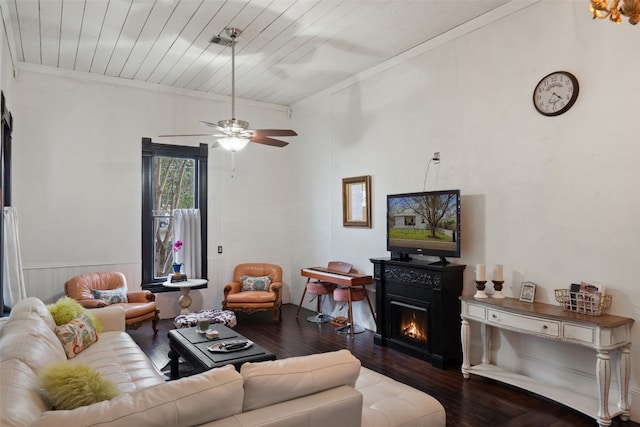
<box><xmin>141</xmin><ymin>138</ymin><xmax>208</xmax><ymax>293</ymax></box>
<box><xmin>1</xmin><ymin>91</ymin><xmax>12</xmax><ymax>316</ymax></box>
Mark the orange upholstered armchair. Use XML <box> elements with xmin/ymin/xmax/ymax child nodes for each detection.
<box><xmin>64</xmin><ymin>272</ymin><xmax>159</xmax><ymax>335</ymax></box>
<box><xmin>223</xmin><ymin>263</ymin><xmax>283</xmax><ymax>321</ymax></box>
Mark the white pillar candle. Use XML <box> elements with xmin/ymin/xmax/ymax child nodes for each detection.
<box><xmin>476</xmin><ymin>264</ymin><xmax>486</xmax><ymax>281</ymax></box>
<box><xmin>494</xmin><ymin>264</ymin><xmax>503</xmax><ymax>282</ymax></box>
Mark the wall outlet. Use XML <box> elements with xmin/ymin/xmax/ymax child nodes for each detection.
<box><xmin>217</xmin><ymin>246</ymin><xmax>223</xmax><ymax>254</ymax></box>
<box><xmin>433</xmin><ymin>152</ymin><xmax>440</xmax><ymax>163</ymax></box>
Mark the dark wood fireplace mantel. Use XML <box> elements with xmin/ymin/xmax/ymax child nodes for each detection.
<box><xmin>370</xmin><ymin>257</ymin><xmax>465</xmax><ymax>369</ymax></box>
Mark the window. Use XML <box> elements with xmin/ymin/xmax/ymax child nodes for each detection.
<box><xmin>1</xmin><ymin>92</ymin><xmax>12</xmax><ymax>316</ymax></box>
<box><xmin>141</xmin><ymin>138</ymin><xmax>207</xmax><ymax>292</ymax></box>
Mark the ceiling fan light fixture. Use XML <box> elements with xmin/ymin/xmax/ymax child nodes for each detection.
<box><xmin>159</xmin><ymin>26</ymin><xmax>296</xmax><ymax>149</ymax></box>
<box><xmin>218</xmin><ymin>119</ymin><xmax>249</xmax><ymax>133</ymax></box>
<box><xmin>218</xmin><ymin>136</ymin><xmax>250</xmax><ymax>152</ymax></box>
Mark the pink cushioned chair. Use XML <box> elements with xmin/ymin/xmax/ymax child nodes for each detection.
<box><xmin>296</xmin><ymin>261</ymin><xmax>353</xmax><ymax>323</ymax></box>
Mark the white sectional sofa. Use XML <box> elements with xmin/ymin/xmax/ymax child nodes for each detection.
<box><xmin>0</xmin><ymin>297</ymin><xmax>446</xmax><ymax>427</ymax></box>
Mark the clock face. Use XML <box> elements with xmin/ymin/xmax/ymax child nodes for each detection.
<box><xmin>533</xmin><ymin>71</ymin><xmax>579</xmax><ymax>116</ymax></box>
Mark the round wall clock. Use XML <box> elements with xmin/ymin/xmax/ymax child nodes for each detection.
<box><xmin>532</xmin><ymin>71</ymin><xmax>579</xmax><ymax>116</ymax></box>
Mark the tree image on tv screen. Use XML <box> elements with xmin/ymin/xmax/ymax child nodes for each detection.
<box><xmin>418</xmin><ymin>193</ymin><xmax>457</xmax><ymax>238</ymax></box>
<box><xmin>389</xmin><ymin>194</ymin><xmax>457</xmax><ymax>246</ymax></box>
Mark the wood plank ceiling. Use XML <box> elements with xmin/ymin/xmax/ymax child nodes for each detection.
<box><xmin>3</xmin><ymin>0</ymin><xmax>509</xmax><ymax>106</ymax></box>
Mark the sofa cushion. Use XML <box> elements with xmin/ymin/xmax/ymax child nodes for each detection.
<box><xmin>91</xmin><ymin>286</ymin><xmax>128</xmax><ymax>305</ymax></box>
<box><xmin>54</xmin><ymin>312</ymin><xmax>100</xmax><ymax>358</ymax></box>
<box><xmin>0</xmin><ymin>359</ymin><xmax>51</xmax><ymax>427</ymax></box>
<box><xmin>240</xmin><ymin>349</ymin><xmax>361</xmax><ymax>412</ymax></box>
<box><xmin>9</xmin><ymin>297</ymin><xmax>57</xmax><ymax>331</ymax></box>
<box><xmin>0</xmin><ymin>311</ymin><xmax>67</xmax><ymax>369</ymax></box>
<box><xmin>241</xmin><ymin>275</ymin><xmax>272</xmax><ymax>292</ymax></box>
<box><xmin>38</xmin><ymin>362</ymin><xmax>119</xmax><ymax>410</ymax></box>
<box><xmin>32</xmin><ymin>364</ymin><xmax>245</xmax><ymax>427</ymax></box>
<box><xmin>356</xmin><ymin>367</ymin><xmax>446</xmax><ymax>427</ymax></box>
<box><xmin>72</xmin><ymin>330</ymin><xmax>165</xmax><ymax>394</ymax></box>
<box><xmin>215</xmin><ymin>385</ymin><xmax>363</xmax><ymax>427</ymax></box>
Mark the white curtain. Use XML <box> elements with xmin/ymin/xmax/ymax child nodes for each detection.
<box><xmin>3</xmin><ymin>207</ymin><xmax>26</xmax><ymax>308</ymax></box>
<box><xmin>173</xmin><ymin>208</ymin><xmax>201</xmax><ymax>278</ymax></box>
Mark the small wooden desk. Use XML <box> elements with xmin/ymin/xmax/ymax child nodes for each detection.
<box><xmin>460</xmin><ymin>296</ymin><xmax>633</xmax><ymax>427</ymax></box>
<box><xmin>163</xmin><ymin>278</ymin><xmax>207</xmax><ymax>314</ymax></box>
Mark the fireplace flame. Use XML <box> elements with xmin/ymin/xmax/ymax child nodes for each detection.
<box><xmin>401</xmin><ymin>313</ymin><xmax>425</xmax><ymax>342</ymax></box>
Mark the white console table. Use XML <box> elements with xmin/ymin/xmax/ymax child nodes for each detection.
<box><xmin>460</xmin><ymin>296</ymin><xmax>633</xmax><ymax>427</ymax></box>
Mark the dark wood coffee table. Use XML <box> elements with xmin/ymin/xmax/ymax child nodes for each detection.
<box><xmin>167</xmin><ymin>324</ymin><xmax>276</xmax><ymax>379</ymax></box>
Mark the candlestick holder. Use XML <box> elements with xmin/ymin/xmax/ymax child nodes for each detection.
<box><xmin>492</xmin><ymin>280</ymin><xmax>505</xmax><ymax>299</ymax></box>
<box><xmin>474</xmin><ymin>280</ymin><xmax>488</xmax><ymax>298</ymax></box>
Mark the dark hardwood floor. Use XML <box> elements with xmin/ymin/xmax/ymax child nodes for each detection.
<box><xmin>128</xmin><ymin>304</ymin><xmax>638</xmax><ymax>427</ymax></box>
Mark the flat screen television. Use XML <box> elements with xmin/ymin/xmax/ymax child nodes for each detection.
<box><xmin>386</xmin><ymin>189</ymin><xmax>460</xmax><ymax>264</ymax></box>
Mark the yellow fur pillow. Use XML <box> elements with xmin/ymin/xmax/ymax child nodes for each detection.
<box><xmin>38</xmin><ymin>362</ymin><xmax>119</xmax><ymax>410</ymax></box>
<box><xmin>47</xmin><ymin>296</ymin><xmax>102</xmax><ymax>332</ymax></box>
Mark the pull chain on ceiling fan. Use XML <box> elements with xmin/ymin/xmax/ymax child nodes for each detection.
<box><xmin>159</xmin><ymin>27</ymin><xmax>297</xmax><ymax>152</ymax></box>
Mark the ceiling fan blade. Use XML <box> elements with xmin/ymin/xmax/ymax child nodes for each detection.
<box><xmin>250</xmin><ymin>135</ymin><xmax>289</xmax><ymax>147</ymax></box>
<box><xmin>158</xmin><ymin>133</ymin><xmax>216</xmax><ymax>137</ymax></box>
<box><xmin>251</xmin><ymin>129</ymin><xmax>298</xmax><ymax>137</ymax></box>
<box><xmin>199</xmin><ymin>121</ymin><xmax>227</xmax><ymax>132</ymax></box>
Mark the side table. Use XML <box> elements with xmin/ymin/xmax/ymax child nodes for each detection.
<box><xmin>163</xmin><ymin>278</ymin><xmax>207</xmax><ymax>314</ymax></box>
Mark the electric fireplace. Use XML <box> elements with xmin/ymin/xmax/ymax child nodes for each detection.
<box><xmin>389</xmin><ymin>299</ymin><xmax>429</xmax><ymax>352</ymax></box>
<box><xmin>371</xmin><ymin>257</ymin><xmax>465</xmax><ymax>368</ymax></box>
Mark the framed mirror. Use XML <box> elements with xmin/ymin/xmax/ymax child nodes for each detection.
<box><xmin>342</xmin><ymin>175</ymin><xmax>371</xmax><ymax>228</ymax></box>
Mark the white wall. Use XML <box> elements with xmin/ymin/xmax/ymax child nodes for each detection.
<box><xmin>4</xmin><ymin>0</ymin><xmax>639</xmax><ymax>421</ymax></box>
<box><xmin>0</xmin><ymin>10</ymin><xmax>13</xmax><ymax>101</ymax></box>
<box><xmin>291</xmin><ymin>1</ymin><xmax>640</xmax><ymax>421</ymax></box>
<box><xmin>10</xmin><ymin>67</ymin><xmax>294</xmax><ymax>317</ymax></box>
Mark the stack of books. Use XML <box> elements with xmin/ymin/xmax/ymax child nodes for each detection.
<box><xmin>170</xmin><ymin>272</ymin><xmax>188</xmax><ymax>283</ymax></box>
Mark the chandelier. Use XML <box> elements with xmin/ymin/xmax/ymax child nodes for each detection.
<box><xmin>590</xmin><ymin>0</ymin><xmax>640</xmax><ymax>24</ymax></box>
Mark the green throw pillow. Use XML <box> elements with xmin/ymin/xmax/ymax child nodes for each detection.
<box><xmin>39</xmin><ymin>362</ymin><xmax>119</xmax><ymax>410</ymax></box>
<box><xmin>47</xmin><ymin>296</ymin><xmax>102</xmax><ymax>332</ymax></box>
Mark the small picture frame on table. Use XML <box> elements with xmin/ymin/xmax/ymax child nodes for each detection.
<box><xmin>519</xmin><ymin>282</ymin><xmax>536</xmax><ymax>303</ymax></box>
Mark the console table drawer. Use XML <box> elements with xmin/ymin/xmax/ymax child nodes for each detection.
<box><xmin>487</xmin><ymin>309</ymin><xmax>559</xmax><ymax>337</ymax></box>
<box><xmin>465</xmin><ymin>303</ymin><xmax>486</xmax><ymax>320</ymax></box>
<box><xmin>563</xmin><ymin>323</ymin><xmax>595</xmax><ymax>344</ymax></box>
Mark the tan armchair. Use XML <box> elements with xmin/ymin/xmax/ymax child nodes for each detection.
<box><xmin>64</xmin><ymin>272</ymin><xmax>159</xmax><ymax>335</ymax></box>
<box><xmin>223</xmin><ymin>263</ymin><xmax>283</xmax><ymax>321</ymax></box>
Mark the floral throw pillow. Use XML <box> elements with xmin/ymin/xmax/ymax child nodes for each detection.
<box><xmin>54</xmin><ymin>312</ymin><xmax>99</xmax><ymax>358</ymax></box>
<box><xmin>91</xmin><ymin>286</ymin><xmax>128</xmax><ymax>305</ymax></box>
<box><xmin>241</xmin><ymin>275</ymin><xmax>272</xmax><ymax>292</ymax></box>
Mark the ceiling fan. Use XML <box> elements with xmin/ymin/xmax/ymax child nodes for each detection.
<box><xmin>159</xmin><ymin>27</ymin><xmax>297</xmax><ymax>152</ymax></box>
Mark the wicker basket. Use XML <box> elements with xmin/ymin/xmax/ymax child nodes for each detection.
<box><xmin>554</xmin><ymin>289</ymin><xmax>612</xmax><ymax>316</ymax></box>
